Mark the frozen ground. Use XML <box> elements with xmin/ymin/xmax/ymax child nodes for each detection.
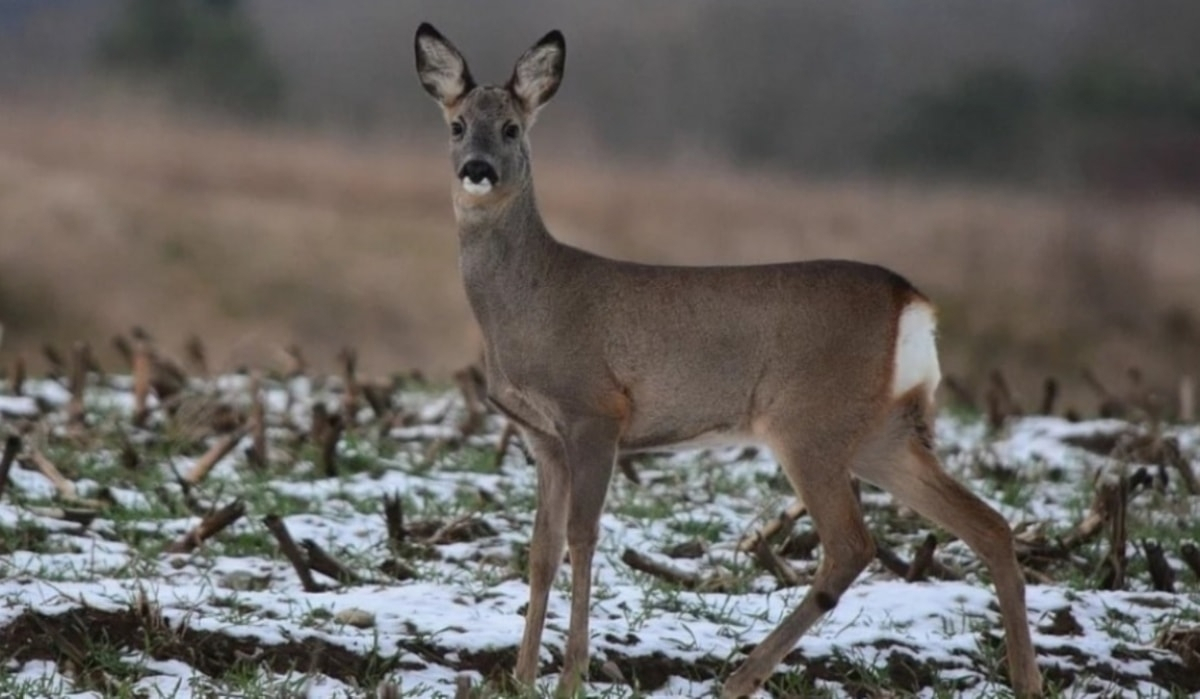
<box><xmin>0</xmin><ymin>375</ymin><xmax>1198</xmax><ymax>698</ymax></box>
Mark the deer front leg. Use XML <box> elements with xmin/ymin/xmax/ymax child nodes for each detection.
<box><xmin>557</xmin><ymin>416</ymin><xmax>620</xmax><ymax>697</ymax></box>
<box><xmin>514</xmin><ymin>428</ymin><xmax>570</xmax><ymax>685</ymax></box>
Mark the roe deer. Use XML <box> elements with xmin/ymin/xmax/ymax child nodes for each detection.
<box><xmin>414</xmin><ymin>23</ymin><xmax>1043</xmax><ymax>699</ymax></box>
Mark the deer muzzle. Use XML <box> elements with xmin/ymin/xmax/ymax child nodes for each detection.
<box><xmin>459</xmin><ymin>159</ymin><xmax>499</xmax><ymax>195</ymax></box>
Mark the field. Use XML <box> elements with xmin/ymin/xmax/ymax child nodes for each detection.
<box><xmin>1</xmin><ymin>344</ymin><xmax>1199</xmax><ymax>698</ymax></box>
<box><xmin>1</xmin><ymin>103</ymin><xmax>1199</xmax><ymax>407</ymax></box>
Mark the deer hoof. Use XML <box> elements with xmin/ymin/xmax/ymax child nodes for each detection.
<box><xmin>721</xmin><ymin>668</ymin><xmax>764</xmax><ymax>699</ymax></box>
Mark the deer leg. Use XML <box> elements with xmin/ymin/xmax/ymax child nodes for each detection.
<box><xmin>514</xmin><ymin>428</ymin><xmax>570</xmax><ymax>684</ymax></box>
<box><xmin>854</xmin><ymin>407</ymin><xmax>1043</xmax><ymax>698</ymax></box>
<box><xmin>723</xmin><ymin>442</ymin><xmax>874</xmax><ymax>698</ymax></box>
<box><xmin>556</xmin><ymin>417</ymin><xmax>620</xmax><ymax>697</ymax></box>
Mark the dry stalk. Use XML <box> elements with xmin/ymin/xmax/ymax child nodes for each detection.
<box><xmin>24</xmin><ymin>505</ymin><xmax>99</xmax><ymax>526</ymax></box>
<box><xmin>383</xmin><ymin>492</ymin><xmax>406</xmax><ymax>551</ymax></box>
<box><xmin>493</xmin><ymin>420</ymin><xmax>517</xmax><ymax>471</ymax></box>
<box><xmin>778</xmin><ymin>529</ymin><xmax>821</xmax><ymax>559</ymax></box>
<box><xmin>67</xmin><ymin>342</ymin><xmax>88</xmax><ymax>430</ymax></box>
<box><xmin>990</xmin><ymin>369</ymin><xmax>1022</xmax><ymax>415</ymax></box>
<box><xmin>310</xmin><ymin>403</ymin><xmax>329</xmax><ymax>444</ymax></box>
<box><xmin>283</xmin><ymin>343</ymin><xmax>307</xmax><ymax>378</ymax></box>
<box><xmin>871</xmin><ymin>533</ymin><xmax>960</xmax><ymax>582</ymax></box>
<box><xmin>752</xmin><ymin>537</ymin><xmax>804</xmax><ymax>588</ymax></box>
<box><xmin>339</xmin><ymin>346</ymin><xmax>360</xmax><ymax>426</ymax></box>
<box><xmin>80</xmin><ymin>342</ymin><xmax>102</xmax><ymax>380</ymax></box>
<box><xmin>246</xmin><ymin>373</ymin><xmax>268</xmax><ymax>470</ymax></box>
<box><xmin>30</xmin><ymin>448</ymin><xmax>78</xmax><ymax>501</ymax></box>
<box><xmin>985</xmin><ymin>389</ymin><xmax>1005</xmax><ymax>432</ymax></box>
<box><xmin>132</xmin><ymin>339</ymin><xmax>153</xmax><ymax>427</ymax></box>
<box><xmin>316</xmin><ymin>409</ymin><xmax>345</xmax><ymax>477</ymax></box>
<box><xmin>873</xmin><ymin>535</ymin><xmax>910</xmax><ymax>578</ymax></box>
<box><xmin>985</xmin><ymin>369</ymin><xmax>1021</xmax><ymax>430</ymax></box>
<box><xmin>1099</xmin><ymin>474</ymin><xmax>1129</xmax><ymax>590</ymax></box>
<box><xmin>8</xmin><ymin>354</ymin><xmax>25</xmax><ymax>396</ymax></box>
<box><xmin>738</xmin><ymin>500</ymin><xmax>808</xmax><ymax>552</ymax></box>
<box><xmin>41</xmin><ymin>344</ymin><xmax>65</xmax><ymax>378</ymax></box>
<box><xmin>301</xmin><ymin>539</ymin><xmax>361</xmax><ymax>584</ymax></box>
<box><xmin>621</xmin><ymin>547</ymin><xmax>702</xmax><ymax>589</ymax></box>
<box><xmin>1155</xmin><ymin>626</ymin><xmax>1200</xmax><ymax>675</ymax></box>
<box><xmin>906</xmin><ymin>533</ymin><xmax>938</xmax><ymax>582</ymax></box>
<box><xmin>1023</xmin><ymin>567</ymin><xmax>1056</xmax><ymax>585</ymax></box>
<box><xmin>132</xmin><ymin>586</ymin><xmax>168</xmax><ymax>634</ymax></box>
<box><xmin>924</xmin><ymin>553</ymin><xmax>962</xmax><ymax>581</ymax></box>
<box><xmin>111</xmin><ymin>335</ymin><xmax>133</xmax><ymax>369</ymax></box>
<box><xmin>1160</xmin><ymin>439</ymin><xmax>1199</xmax><ymax>495</ymax></box>
<box><xmin>184</xmin><ymin>335</ymin><xmax>208</xmax><ymax>377</ymax></box>
<box><xmin>453</xmin><ymin>364</ymin><xmax>487</xmax><ymax>436</ymax></box>
<box><xmin>1039</xmin><ymin>377</ymin><xmax>1059</xmax><ymax>416</ymax></box>
<box><xmin>163</xmin><ymin>499</ymin><xmax>246</xmax><ymax>554</ymax></box>
<box><xmin>182</xmin><ymin>428</ymin><xmax>247</xmax><ymax>486</ymax></box>
<box><xmin>263</xmin><ymin>514</ymin><xmax>324</xmax><ymax>592</ymax></box>
<box><xmin>151</xmin><ymin>357</ymin><xmax>188</xmax><ymax>412</ymax></box>
<box><xmin>116</xmin><ymin>434</ymin><xmax>139</xmax><ymax>473</ymax></box>
<box><xmin>1061</xmin><ymin>479</ymin><xmax>1121</xmax><ymax>549</ymax></box>
<box><xmin>1141</xmin><ymin>539</ymin><xmax>1175</xmax><ymax>592</ymax></box>
<box><xmin>207</xmin><ymin>402</ymin><xmax>243</xmax><ymax>435</ymax></box>
<box><xmin>616</xmin><ymin>454</ymin><xmax>641</xmax><ymax>485</ymax></box>
<box><xmin>0</xmin><ymin>435</ymin><xmax>22</xmax><ymax>501</ymax></box>
<box><xmin>424</xmin><ymin>513</ymin><xmax>496</xmax><ymax>545</ymax></box>
<box><xmin>361</xmin><ymin>382</ymin><xmax>393</xmax><ymax>421</ymax></box>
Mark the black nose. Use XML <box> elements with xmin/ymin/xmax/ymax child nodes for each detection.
<box><xmin>458</xmin><ymin>160</ymin><xmax>498</xmax><ymax>184</ymax></box>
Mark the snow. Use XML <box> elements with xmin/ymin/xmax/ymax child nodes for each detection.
<box><xmin>1</xmin><ymin>377</ymin><xmax>1198</xmax><ymax>697</ymax></box>
<box><xmin>0</xmin><ymin>395</ymin><xmax>38</xmax><ymax>417</ymax></box>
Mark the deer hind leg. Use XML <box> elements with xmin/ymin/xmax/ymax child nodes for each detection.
<box><xmin>853</xmin><ymin>395</ymin><xmax>1044</xmax><ymax>698</ymax></box>
<box><xmin>556</xmin><ymin>416</ymin><xmax>621</xmax><ymax>697</ymax></box>
<box><xmin>514</xmin><ymin>427</ymin><xmax>570</xmax><ymax>685</ymax></box>
<box><xmin>723</xmin><ymin>437</ymin><xmax>875</xmax><ymax>698</ymax></box>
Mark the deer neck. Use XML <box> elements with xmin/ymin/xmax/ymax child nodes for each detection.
<box><xmin>455</xmin><ymin>181</ymin><xmax>562</xmax><ymax>336</ymax></box>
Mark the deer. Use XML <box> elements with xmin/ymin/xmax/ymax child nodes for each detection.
<box><xmin>414</xmin><ymin>23</ymin><xmax>1044</xmax><ymax>699</ymax></box>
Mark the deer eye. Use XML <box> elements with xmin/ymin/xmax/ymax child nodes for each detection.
<box><xmin>502</xmin><ymin>122</ymin><xmax>520</xmax><ymax>140</ymax></box>
<box><xmin>450</xmin><ymin>120</ymin><xmax>465</xmax><ymax>139</ymax></box>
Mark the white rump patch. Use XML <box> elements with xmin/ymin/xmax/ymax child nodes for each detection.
<box><xmin>892</xmin><ymin>302</ymin><xmax>941</xmax><ymax>399</ymax></box>
<box><xmin>462</xmin><ymin>177</ymin><xmax>493</xmax><ymax>195</ymax></box>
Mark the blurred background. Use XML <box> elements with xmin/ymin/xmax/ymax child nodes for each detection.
<box><xmin>0</xmin><ymin>0</ymin><xmax>1197</xmax><ymax>411</ymax></box>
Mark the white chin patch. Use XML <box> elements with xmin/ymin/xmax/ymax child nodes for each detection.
<box><xmin>462</xmin><ymin>177</ymin><xmax>493</xmax><ymax>196</ymax></box>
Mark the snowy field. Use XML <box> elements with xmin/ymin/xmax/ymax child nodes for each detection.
<box><xmin>1</xmin><ymin>372</ymin><xmax>1198</xmax><ymax>698</ymax></box>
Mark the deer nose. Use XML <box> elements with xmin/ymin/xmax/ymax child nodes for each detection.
<box><xmin>458</xmin><ymin>160</ymin><xmax>498</xmax><ymax>185</ymax></box>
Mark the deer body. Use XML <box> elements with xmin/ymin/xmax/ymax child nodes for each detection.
<box><xmin>468</xmin><ymin>228</ymin><xmax>930</xmax><ymax>450</ymax></box>
<box><xmin>417</xmin><ymin>23</ymin><xmax>1042</xmax><ymax>698</ymax></box>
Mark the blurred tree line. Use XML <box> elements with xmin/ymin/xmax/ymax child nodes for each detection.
<box><xmin>877</xmin><ymin>61</ymin><xmax>1200</xmax><ymax>189</ymax></box>
<box><xmin>5</xmin><ymin>0</ymin><xmax>1200</xmax><ymax>189</ymax></box>
<box><xmin>97</xmin><ymin>0</ymin><xmax>283</xmax><ymax>118</ymax></box>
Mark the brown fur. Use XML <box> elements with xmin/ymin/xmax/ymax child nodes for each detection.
<box><xmin>414</xmin><ymin>23</ymin><xmax>1043</xmax><ymax>699</ymax></box>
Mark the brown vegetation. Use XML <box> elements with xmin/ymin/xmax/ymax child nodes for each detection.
<box><xmin>0</xmin><ymin>103</ymin><xmax>1197</xmax><ymax>407</ymax></box>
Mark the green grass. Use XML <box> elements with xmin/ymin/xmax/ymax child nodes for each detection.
<box><xmin>667</xmin><ymin>515</ymin><xmax>729</xmax><ymax>542</ymax></box>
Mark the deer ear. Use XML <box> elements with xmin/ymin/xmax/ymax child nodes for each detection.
<box><xmin>508</xmin><ymin>30</ymin><xmax>565</xmax><ymax>117</ymax></box>
<box><xmin>415</xmin><ymin>23</ymin><xmax>475</xmax><ymax>107</ymax></box>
